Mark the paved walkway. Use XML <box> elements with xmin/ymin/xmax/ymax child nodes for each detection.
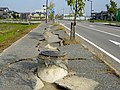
<box><xmin>0</xmin><ymin>23</ymin><xmax>46</xmax><ymax>90</ymax></box>
<box><xmin>0</xmin><ymin>23</ymin><xmax>45</xmax><ymax>64</ymax></box>
<box><xmin>0</xmin><ymin>22</ymin><xmax>120</xmax><ymax>90</ymax></box>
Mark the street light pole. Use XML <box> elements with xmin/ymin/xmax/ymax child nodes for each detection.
<box><xmin>88</xmin><ymin>0</ymin><xmax>93</xmax><ymax>17</ymax></box>
<box><xmin>90</xmin><ymin>1</ymin><xmax>92</xmax><ymax>17</ymax></box>
<box><xmin>46</xmin><ymin>0</ymin><xmax>48</xmax><ymax>23</ymax></box>
<box><xmin>63</xmin><ymin>8</ymin><xmax>64</xmax><ymax>15</ymax></box>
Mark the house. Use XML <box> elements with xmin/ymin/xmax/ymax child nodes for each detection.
<box><xmin>100</xmin><ymin>11</ymin><xmax>109</xmax><ymax>20</ymax></box>
<box><xmin>20</xmin><ymin>12</ymin><xmax>30</xmax><ymax>21</ymax></box>
<box><xmin>8</xmin><ymin>10</ymin><xmax>20</xmax><ymax>19</ymax></box>
<box><xmin>91</xmin><ymin>11</ymin><xmax>110</xmax><ymax>20</ymax></box>
<box><xmin>35</xmin><ymin>9</ymin><xmax>46</xmax><ymax>18</ymax></box>
<box><xmin>29</xmin><ymin>9</ymin><xmax>46</xmax><ymax>20</ymax></box>
<box><xmin>0</xmin><ymin>7</ymin><xmax>9</xmax><ymax>19</ymax></box>
<box><xmin>91</xmin><ymin>12</ymin><xmax>101</xmax><ymax>20</ymax></box>
<box><xmin>115</xmin><ymin>8</ymin><xmax>120</xmax><ymax>21</ymax></box>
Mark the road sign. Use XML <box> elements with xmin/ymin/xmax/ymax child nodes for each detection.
<box><xmin>51</xmin><ymin>8</ymin><xmax>55</xmax><ymax>14</ymax></box>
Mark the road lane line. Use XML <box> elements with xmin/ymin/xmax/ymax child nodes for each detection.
<box><xmin>110</xmin><ymin>40</ymin><xmax>120</xmax><ymax>47</ymax></box>
<box><xmin>60</xmin><ymin>23</ymin><xmax>120</xmax><ymax>64</ymax></box>
<box><xmin>77</xmin><ymin>24</ymin><xmax>120</xmax><ymax>38</ymax></box>
<box><xmin>89</xmin><ymin>25</ymin><xmax>95</xmax><ymax>27</ymax></box>
<box><xmin>96</xmin><ymin>23</ymin><xmax>120</xmax><ymax>31</ymax></box>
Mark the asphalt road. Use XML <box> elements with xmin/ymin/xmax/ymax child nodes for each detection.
<box><xmin>60</xmin><ymin>20</ymin><xmax>120</xmax><ymax>64</ymax></box>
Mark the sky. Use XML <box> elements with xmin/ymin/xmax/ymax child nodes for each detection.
<box><xmin>0</xmin><ymin>0</ymin><xmax>120</xmax><ymax>16</ymax></box>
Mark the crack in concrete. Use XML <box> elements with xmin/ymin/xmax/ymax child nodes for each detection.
<box><xmin>0</xmin><ymin>57</ymin><xmax>37</xmax><ymax>75</ymax></box>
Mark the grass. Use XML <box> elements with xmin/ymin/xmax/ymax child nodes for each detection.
<box><xmin>63</xmin><ymin>36</ymin><xmax>80</xmax><ymax>45</ymax></box>
<box><xmin>53</xmin><ymin>23</ymin><xmax>59</xmax><ymax>26</ymax></box>
<box><xmin>89</xmin><ymin>20</ymin><xmax>120</xmax><ymax>23</ymax></box>
<box><xmin>0</xmin><ymin>23</ymin><xmax>39</xmax><ymax>52</ymax></box>
<box><xmin>88</xmin><ymin>20</ymin><xmax>109</xmax><ymax>22</ymax></box>
<box><xmin>56</xmin><ymin>26</ymin><xmax>64</xmax><ymax>30</ymax></box>
<box><xmin>88</xmin><ymin>20</ymin><xmax>120</xmax><ymax>27</ymax></box>
<box><xmin>53</xmin><ymin>23</ymin><xmax>65</xmax><ymax>30</ymax></box>
<box><xmin>49</xmin><ymin>22</ymin><xmax>65</xmax><ymax>31</ymax></box>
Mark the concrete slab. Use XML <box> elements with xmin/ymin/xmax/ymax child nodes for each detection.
<box><xmin>37</xmin><ymin>65</ymin><xmax>68</xmax><ymax>83</ymax></box>
<box><xmin>52</xmin><ymin>30</ymin><xmax>68</xmax><ymax>39</ymax></box>
<box><xmin>45</xmin><ymin>44</ymin><xmax>58</xmax><ymax>51</ymax></box>
<box><xmin>34</xmin><ymin>76</ymin><xmax>44</xmax><ymax>90</ymax></box>
<box><xmin>0</xmin><ymin>68</ymin><xmax>36</xmax><ymax>90</ymax></box>
<box><xmin>43</xmin><ymin>31</ymin><xmax>61</xmax><ymax>43</ymax></box>
<box><xmin>58</xmin><ymin>44</ymin><xmax>92</xmax><ymax>59</ymax></box>
<box><xmin>55</xmin><ymin>76</ymin><xmax>99</xmax><ymax>90</ymax></box>
<box><xmin>47</xmin><ymin>35</ymin><xmax>61</xmax><ymax>43</ymax></box>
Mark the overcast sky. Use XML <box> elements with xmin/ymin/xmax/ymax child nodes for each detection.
<box><xmin>0</xmin><ymin>0</ymin><xmax>120</xmax><ymax>16</ymax></box>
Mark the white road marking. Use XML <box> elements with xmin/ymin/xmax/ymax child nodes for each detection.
<box><xmin>77</xmin><ymin>24</ymin><xmax>120</xmax><ymax>38</ymax></box>
<box><xmin>89</xmin><ymin>25</ymin><xmax>95</xmax><ymax>27</ymax></box>
<box><xmin>60</xmin><ymin>23</ymin><xmax>120</xmax><ymax>63</ymax></box>
<box><xmin>98</xmin><ymin>23</ymin><xmax>120</xmax><ymax>31</ymax></box>
<box><xmin>110</xmin><ymin>40</ymin><xmax>120</xmax><ymax>47</ymax></box>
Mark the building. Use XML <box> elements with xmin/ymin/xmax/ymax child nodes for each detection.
<box><xmin>8</xmin><ymin>10</ymin><xmax>20</xmax><ymax>19</ymax></box>
<box><xmin>91</xmin><ymin>11</ymin><xmax>110</xmax><ymax>20</ymax></box>
<box><xmin>20</xmin><ymin>12</ymin><xmax>30</xmax><ymax>21</ymax></box>
<box><xmin>0</xmin><ymin>7</ymin><xmax>20</xmax><ymax>19</ymax></box>
<box><xmin>0</xmin><ymin>7</ymin><xmax>9</xmax><ymax>19</ymax></box>
<box><xmin>29</xmin><ymin>7</ymin><xmax>46</xmax><ymax>20</ymax></box>
<box><xmin>115</xmin><ymin>8</ymin><xmax>120</xmax><ymax>21</ymax></box>
<box><xmin>63</xmin><ymin>14</ymin><xmax>90</xmax><ymax>20</ymax></box>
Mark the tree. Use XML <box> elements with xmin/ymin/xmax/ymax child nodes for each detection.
<box><xmin>66</xmin><ymin>0</ymin><xmax>86</xmax><ymax>40</ymax></box>
<box><xmin>106</xmin><ymin>0</ymin><xmax>117</xmax><ymax>21</ymax></box>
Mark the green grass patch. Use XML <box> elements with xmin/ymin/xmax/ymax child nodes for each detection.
<box><xmin>0</xmin><ymin>23</ymin><xmax>38</xmax><ymax>42</ymax></box>
<box><xmin>88</xmin><ymin>20</ymin><xmax>110</xmax><ymax>23</ymax></box>
<box><xmin>88</xmin><ymin>20</ymin><xmax>120</xmax><ymax>26</ymax></box>
<box><xmin>53</xmin><ymin>23</ymin><xmax>59</xmax><ymax>26</ymax></box>
<box><xmin>56</xmin><ymin>26</ymin><xmax>64</xmax><ymax>30</ymax></box>
<box><xmin>88</xmin><ymin>20</ymin><xmax>120</xmax><ymax>23</ymax></box>
<box><xmin>0</xmin><ymin>23</ymin><xmax>39</xmax><ymax>52</ymax></box>
<box><xmin>63</xmin><ymin>36</ymin><xmax>80</xmax><ymax>45</ymax></box>
<box><xmin>53</xmin><ymin>24</ymin><xmax>65</xmax><ymax>31</ymax></box>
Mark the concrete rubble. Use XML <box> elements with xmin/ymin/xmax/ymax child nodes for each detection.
<box><xmin>35</xmin><ymin>24</ymin><xmax>99</xmax><ymax>90</ymax></box>
<box><xmin>0</xmin><ymin>22</ymin><xmax>120</xmax><ymax>90</ymax></box>
<box><xmin>55</xmin><ymin>76</ymin><xmax>99</xmax><ymax>90</ymax></box>
<box><xmin>35</xmin><ymin>27</ymin><xmax>69</xmax><ymax>89</ymax></box>
<box><xmin>37</xmin><ymin>65</ymin><xmax>68</xmax><ymax>83</ymax></box>
<box><xmin>34</xmin><ymin>76</ymin><xmax>44</xmax><ymax>90</ymax></box>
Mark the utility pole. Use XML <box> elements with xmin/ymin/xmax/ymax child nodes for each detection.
<box><xmin>46</xmin><ymin>0</ymin><xmax>48</xmax><ymax>23</ymax></box>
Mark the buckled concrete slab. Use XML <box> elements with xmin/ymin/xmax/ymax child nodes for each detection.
<box><xmin>37</xmin><ymin>65</ymin><xmax>68</xmax><ymax>83</ymax></box>
<box><xmin>55</xmin><ymin>76</ymin><xmax>99</xmax><ymax>90</ymax></box>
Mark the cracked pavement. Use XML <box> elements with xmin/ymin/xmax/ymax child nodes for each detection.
<box><xmin>0</xmin><ymin>22</ymin><xmax>120</xmax><ymax>90</ymax></box>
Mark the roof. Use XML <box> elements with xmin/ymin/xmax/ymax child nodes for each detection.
<box><xmin>0</xmin><ymin>7</ymin><xmax>9</xmax><ymax>10</ymax></box>
<box><xmin>101</xmin><ymin>11</ymin><xmax>108</xmax><ymax>13</ymax></box>
<box><xmin>117</xmin><ymin>8</ymin><xmax>120</xmax><ymax>10</ymax></box>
